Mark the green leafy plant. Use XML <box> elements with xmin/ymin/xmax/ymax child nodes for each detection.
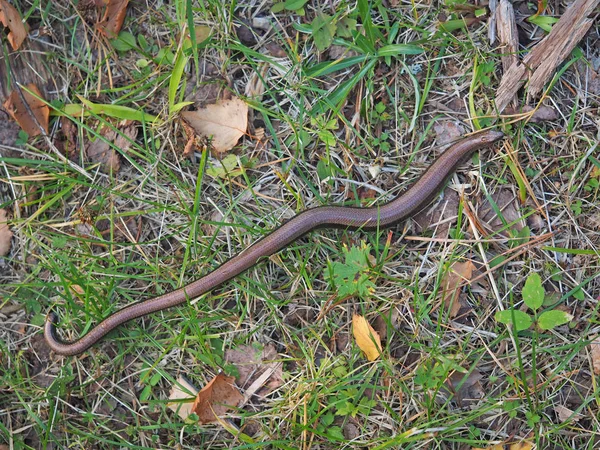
<box><xmin>371</xmin><ymin>132</ymin><xmax>390</xmax><ymax>153</ymax></box>
<box><xmin>329</xmin><ymin>243</ymin><xmax>375</xmax><ymax>298</ymax></box>
<box><xmin>310</xmin><ymin>115</ymin><xmax>338</xmax><ymax>147</ymax></box>
<box><xmin>270</xmin><ymin>0</ymin><xmax>309</xmax><ymax>15</ymax></box>
<box><xmin>311</xmin><ymin>13</ymin><xmax>358</xmax><ymax>51</ymax></box>
<box><xmin>495</xmin><ymin>273</ymin><xmax>573</xmax><ymax>331</ymax></box>
<box><xmin>527</xmin><ymin>15</ymin><xmax>559</xmax><ymax>32</ymax></box>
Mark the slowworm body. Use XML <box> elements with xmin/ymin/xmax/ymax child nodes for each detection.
<box><xmin>44</xmin><ymin>130</ymin><xmax>504</xmax><ymax>355</ymax></box>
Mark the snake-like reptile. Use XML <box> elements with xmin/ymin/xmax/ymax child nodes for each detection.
<box><xmin>44</xmin><ymin>130</ymin><xmax>504</xmax><ymax>355</ymax></box>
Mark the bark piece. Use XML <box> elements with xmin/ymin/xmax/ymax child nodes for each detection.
<box><xmin>495</xmin><ymin>0</ymin><xmax>599</xmax><ymax>112</ymax></box>
<box><xmin>495</xmin><ymin>0</ymin><xmax>519</xmax><ymax>108</ymax></box>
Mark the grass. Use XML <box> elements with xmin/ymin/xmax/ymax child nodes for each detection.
<box><xmin>1</xmin><ymin>0</ymin><xmax>599</xmax><ymax>449</ymax></box>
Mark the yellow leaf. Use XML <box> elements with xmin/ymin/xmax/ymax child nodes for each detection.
<box><xmin>509</xmin><ymin>440</ymin><xmax>534</xmax><ymax>450</ymax></box>
<box><xmin>352</xmin><ymin>314</ymin><xmax>382</xmax><ymax>361</ymax></box>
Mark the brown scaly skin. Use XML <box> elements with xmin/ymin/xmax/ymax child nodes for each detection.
<box><xmin>45</xmin><ymin>130</ymin><xmax>504</xmax><ymax>355</ymax></box>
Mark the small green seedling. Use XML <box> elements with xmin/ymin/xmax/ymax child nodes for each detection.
<box><xmin>495</xmin><ymin>273</ymin><xmax>573</xmax><ymax>332</ymax></box>
<box><xmin>329</xmin><ymin>243</ymin><xmax>375</xmax><ymax>299</ymax></box>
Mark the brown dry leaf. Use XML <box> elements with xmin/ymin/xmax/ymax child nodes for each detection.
<box><xmin>0</xmin><ymin>209</ymin><xmax>13</xmax><ymax>256</ymax></box>
<box><xmin>86</xmin><ymin>120</ymin><xmax>137</xmax><ymax>173</ymax></box>
<box><xmin>224</xmin><ymin>343</ymin><xmax>283</xmax><ymax>394</ymax></box>
<box><xmin>509</xmin><ymin>441</ymin><xmax>534</xmax><ymax>450</ymax></box>
<box><xmin>167</xmin><ymin>376</ymin><xmax>198</xmax><ymax>420</ymax></box>
<box><xmin>3</xmin><ymin>84</ymin><xmax>49</xmax><ymax>136</ymax></box>
<box><xmin>480</xmin><ymin>188</ymin><xmax>523</xmax><ymax>236</ymax></box>
<box><xmin>445</xmin><ymin>368</ymin><xmax>484</xmax><ymax>406</ymax></box>
<box><xmin>352</xmin><ymin>314</ymin><xmax>382</xmax><ymax>361</ymax></box>
<box><xmin>192</xmin><ymin>373</ymin><xmax>243</xmax><ymax>424</ymax></box>
<box><xmin>0</xmin><ymin>0</ymin><xmax>27</xmax><ymax>50</ymax></box>
<box><xmin>96</xmin><ymin>0</ymin><xmax>129</xmax><ymax>38</ymax></box>
<box><xmin>181</xmin><ymin>97</ymin><xmax>248</xmax><ymax>153</ymax></box>
<box><xmin>440</xmin><ymin>261</ymin><xmax>475</xmax><ymax>319</ymax></box>
<box><xmin>554</xmin><ymin>404</ymin><xmax>583</xmax><ymax>423</ymax></box>
<box><xmin>590</xmin><ymin>335</ymin><xmax>600</xmax><ymax>375</ymax></box>
<box><xmin>433</xmin><ymin>120</ymin><xmax>466</xmax><ymax>146</ymax></box>
<box><xmin>471</xmin><ymin>446</ymin><xmax>503</xmax><ymax>450</ymax></box>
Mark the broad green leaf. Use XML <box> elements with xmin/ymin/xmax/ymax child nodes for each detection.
<box><xmin>312</xmin><ymin>13</ymin><xmax>336</xmax><ymax>52</ymax></box>
<box><xmin>206</xmin><ymin>154</ymin><xmax>244</xmax><ymax>179</ymax></box>
<box><xmin>336</xmin><ymin>17</ymin><xmax>357</xmax><ymax>38</ymax></box>
<box><xmin>523</xmin><ymin>273</ymin><xmax>544</xmax><ymax>311</ymax></box>
<box><xmin>528</xmin><ymin>15</ymin><xmax>558</xmax><ymax>32</ymax></box>
<box><xmin>270</xmin><ymin>2</ymin><xmax>286</xmax><ymax>13</ymax></box>
<box><xmin>111</xmin><ymin>31</ymin><xmax>137</xmax><ymax>52</ymax></box>
<box><xmin>537</xmin><ymin>310</ymin><xmax>572</xmax><ymax>330</ymax></box>
<box><xmin>495</xmin><ymin>309</ymin><xmax>532</xmax><ymax>331</ymax></box>
<box><xmin>327</xmin><ymin>426</ymin><xmax>344</xmax><ymax>440</ymax></box>
<box><xmin>283</xmin><ymin>0</ymin><xmax>309</xmax><ymax>10</ymax></box>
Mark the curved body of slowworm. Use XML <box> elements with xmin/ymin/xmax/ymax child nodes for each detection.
<box><xmin>44</xmin><ymin>130</ymin><xmax>504</xmax><ymax>355</ymax></box>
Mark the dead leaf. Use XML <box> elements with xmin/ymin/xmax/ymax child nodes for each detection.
<box><xmin>445</xmin><ymin>368</ymin><xmax>484</xmax><ymax>406</ymax></box>
<box><xmin>434</xmin><ymin>120</ymin><xmax>467</xmax><ymax>146</ymax></box>
<box><xmin>440</xmin><ymin>261</ymin><xmax>475</xmax><ymax>319</ymax></box>
<box><xmin>0</xmin><ymin>0</ymin><xmax>27</xmax><ymax>50</ymax></box>
<box><xmin>412</xmin><ymin>188</ymin><xmax>459</xmax><ymax>236</ymax></box>
<box><xmin>192</xmin><ymin>373</ymin><xmax>243</xmax><ymax>424</ymax></box>
<box><xmin>181</xmin><ymin>97</ymin><xmax>248</xmax><ymax>153</ymax></box>
<box><xmin>192</xmin><ymin>25</ymin><xmax>211</xmax><ymax>44</ymax></box>
<box><xmin>471</xmin><ymin>446</ymin><xmax>503</xmax><ymax>450</ymax></box>
<box><xmin>224</xmin><ymin>343</ymin><xmax>283</xmax><ymax>394</ymax></box>
<box><xmin>590</xmin><ymin>335</ymin><xmax>600</xmax><ymax>375</ymax></box>
<box><xmin>554</xmin><ymin>404</ymin><xmax>583</xmax><ymax>423</ymax></box>
<box><xmin>3</xmin><ymin>84</ymin><xmax>49</xmax><ymax>136</ymax></box>
<box><xmin>505</xmin><ymin>105</ymin><xmax>558</xmax><ymax>123</ymax></box>
<box><xmin>86</xmin><ymin>120</ymin><xmax>137</xmax><ymax>173</ymax></box>
<box><xmin>509</xmin><ymin>441</ymin><xmax>534</xmax><ymax>450</ymax></box>
<box><xmin>167</xmin><ymin>376</ymin><xmax>198</xmax><ymax>420</ymax></box>
<box><xmin>352</xmin><ymin>314</ymin><xmax>382</xmax><ymax>361</ymax></box>
<box><xmin>96</xmin><ymin>0</ymin><xmax>129</xmax><ymax>38</ymax></box>
<box><xmin>0</xmin><ymin>209</ymin><xmax>13</xmax><ymax>256</ymax></box>
<box><xmin>480</xmin><ymin>188</ymin><xmax>523</xmax><ymax>236</ymax></box>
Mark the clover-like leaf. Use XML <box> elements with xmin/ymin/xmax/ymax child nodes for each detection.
<box><xmin>495</xmin><ymin>309</ymin><xmax>532</xmax><ymax>331</ymax></box>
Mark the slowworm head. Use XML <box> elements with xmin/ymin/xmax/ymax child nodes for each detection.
<box><xmin>481</xmin><ymin>130</ymin><xmax>504</xmax><ymax>143</ymax></box>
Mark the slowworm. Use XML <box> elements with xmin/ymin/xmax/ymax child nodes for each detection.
<box><xmin>44</xmin><ymin>130</ymin><xmax>504</xmax><ymax>355</ymax></box>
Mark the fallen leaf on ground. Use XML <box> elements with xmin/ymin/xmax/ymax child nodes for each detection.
<box><xmin>434</xmin><ymin>120</ymin><xmax>466</xmax><ymax>146</ymax></box>
<box><xmin>86</xmin><ymin>120</ymin><xmax>137</xmax><ymax>173</ymax></box>
<box><xmin>445</xmin><ymin>368</ymin><xmax>484</xmax><ymax>406</ymax></box>
<box><xmin>590</xmin><ymin>335</ymin><xmax>600</xmax><ymax>375</ymax></box>
<box><xmin>0</xmin><ymin>209</ymin><xmax>13</xmax><ymax>256</ymax></box>
<box><xmin>352</xmin><ymin>314</ymin><xmax>382</xmax><ymax>361</ymax></box>
<box><xmin>440</xmin><ymin>261</ymin><xmax>475</xmax><ymax>319</ymax></box>
<box><xmin>554</xmin><ymin>404</ymin><xmax>583</xmax><ymax>423</ymax></box>
<box><xmin>224</xmin><ymin>343</ymin><xmax>283</xmax><ymax>394</ymax></box>
<box><xmin>167</xmin><ymin>376</ymin><xmax>198</xmax><ymax>420</ymax></box>
<box><xmin>480</xmin><ymin>188</ymin><xmax>523</xmax><ymax>236</ymax></box>
<box><xmin>96</xmin><ymin>0</ymin><xmax>129</xmax><ymax>38</ymax></box>
<box><xmin>192</xmin><ymin>373</ymin><xmax>243</xmax><ymax>424</ymax></box>
<box><xmin>0</xmin><ymin>0</ymin><xmax>27</xmax><ymax>50</ymax></box>
<box><xmin>504</xmin><ymin>105</ymin><xmax>558</xmax><ymax>123</ymax></box>
<box><xmin>3</xmin><ymin>84</ymin><xmax>49</xmax><ymax>136</ymax></box>
<box><xmin>509</xmin><ymin>441</ymin><xmax>534</xmax><ymax>450</ymax></box>
<box><xmin>471</xmin><ymin>446</ymin><xmax>503</xmax><ymax>450</ymax></box>
<box><xmin>181</xmin><ymin>97</ymin><xmax>248</xmax><ymax>153</ymax></box>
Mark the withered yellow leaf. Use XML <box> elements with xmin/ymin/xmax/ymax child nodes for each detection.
<box><xmin>509</xmin><ymin>441</ymin><xmax>534</xmax><ymax>450</ymax></box>
<box><xmin>352</xmin><ymin>314</ymin><xmax>382</xmax><ymax>361</ymax></box>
